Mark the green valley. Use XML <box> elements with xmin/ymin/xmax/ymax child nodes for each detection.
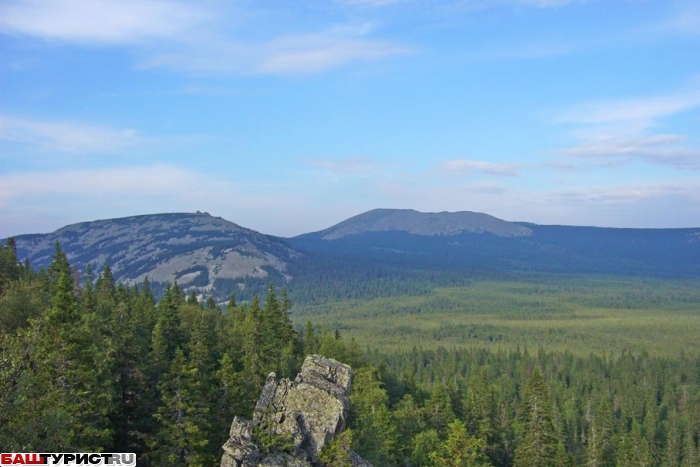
<box><xmin>294</xmin><ymin>275</ymin><xmax>700</xmax><ymax>356</ymax></box>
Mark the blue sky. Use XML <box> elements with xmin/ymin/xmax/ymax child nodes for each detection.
<box><xmin>1</xmin><ymin>0</ymin><xmax>699</xmax><ymax>237</ymax></box>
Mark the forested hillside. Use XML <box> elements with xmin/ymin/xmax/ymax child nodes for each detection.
<box><xmin>2</xmin><ymin>237</ymin><xmax>700</xmax><ymax>466</ymax></box>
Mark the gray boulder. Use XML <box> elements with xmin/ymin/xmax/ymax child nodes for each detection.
<box><xmin>220</xmin><ymin>355</ymin><xmax>372</xmax><ymax>467</ymax></box>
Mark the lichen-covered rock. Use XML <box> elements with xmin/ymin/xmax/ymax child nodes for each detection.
<box><xmin>220</xmin><ymin>355</ymin><xmax>373</xmax><ymax>467</ymax></box>
<box><xmin>220</xmin><ymin>417</ymin><xmax>261</xmax><ymax>467</ymax></box>
<box><xmin>259</xmin><ymin>452</ymin><xmax>313</xmax><ymax>467</ymax></box>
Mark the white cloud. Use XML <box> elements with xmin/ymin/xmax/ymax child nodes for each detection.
<box><xmin>0</xmin><ymin>115</ymin><xmax>140</xmax><ymax>154</ymax></box>
<box><xmin>0</xmin><ymin>0</ymin><xmax>587</xmax><ymax>77</ymax></box>
<box><xmin>525</xmin><ymin>181</ymin><xmax>700</xmax><ymax>228</ymax></box>
<box><xmin>553</xmin><ymin>83</ymin><xmax>700</xmax><ymax>171</ymax></box>
<box><xmin>0</xmin><ymin>0</ymin><xmax>207</xmax><ymax>44</ymax></box>
<box><xmin>556</xmin><ymin>134</ymin><xmax>700</xmax><ymax>170</ymax></box>
<box><xmin>307</xmin><ymin>157</ymin><xmax>379</xmax><ymax>174</ymax></box>
<box><xmin>140</xmin><ymin>27</ymin><xmax>413</xmax><ymax>75</ymax></box>
<box><xmin>556</xmin><ymin>89</ymin><xmax>700</xmax><ymax>130</ymax></box>
<box><xmin>438</xmin><ymin>159</ymin><xmax>519</xmax><ymax>176</ymax></box>
<box><xmin>0</xmin><ymin>1</ymin><xmax>412</xmax><ymax>76</ymax></box>
<box><xmin>549</xmin><ymin>185</ymin><xmax>672</xmax><ymax>206</ymax></box>
<box><xmin>255</xmin><ymin>34</ymin><xmax>412</xmax><ymax>75</ymax></box>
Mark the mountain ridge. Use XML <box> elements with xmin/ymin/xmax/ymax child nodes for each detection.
<box><xmin>6</xmin><ymin>209</ymin><xmax>700</xmax><ymax>303</ymax></box>
<box><xmin>297</xmin><ymin>208</ymin><xmax>533</xmax><ymax>240</ymax></box>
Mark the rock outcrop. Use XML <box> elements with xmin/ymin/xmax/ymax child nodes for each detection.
<box><xmin>221</xmin><ymin>355</ymin><xmax>373</xmax><ymax>467</ymax></box>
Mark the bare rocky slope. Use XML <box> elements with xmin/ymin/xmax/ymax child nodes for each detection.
<box><xmin>11</xmin><ymin>212</ymin><xmax>301</xmax><ymax>300</ymax></box>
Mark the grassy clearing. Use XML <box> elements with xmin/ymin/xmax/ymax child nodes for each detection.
<box><xmin>292</xmin><ymin>275</ymin><xmax>700</xmax><ymax>357</ymax></box>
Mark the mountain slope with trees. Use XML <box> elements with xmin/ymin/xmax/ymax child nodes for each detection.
<box><xmin>289</xmin><ymin>210</ymin><xmax>700</xmax><ymax>281</ymax></box>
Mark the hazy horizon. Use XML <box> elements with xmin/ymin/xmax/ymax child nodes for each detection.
<box><xmin>4</xmin><ymin>207</ymin><xmax>700</xmax><ymax>240</ymax></box>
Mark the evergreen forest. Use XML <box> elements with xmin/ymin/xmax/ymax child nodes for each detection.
<box><xmin>2</xmin><ymin>238</ymin><xmax>700</xmax><ymax>467</ymax></box>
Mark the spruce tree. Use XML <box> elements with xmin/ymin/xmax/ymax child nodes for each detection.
<box><xmin>47</xmin><ymin>242</ymin><xmax>73</xmax><ymax>297</ymax></box>
<box><xmin>151</xmin><ymin>284</ymin><xmax>184</xmax><ymax>379</ymax></box>
<box><xmin>588</xmin><ymin>397</ymin><xmax>615</xmax><ymax>467</ymax></box>
<box><xmin>303</xmin><ymin>320</ymin><xmax>317</xmax><ymax>357</ymax></box>
<box><xmin>0</xmin><ymin>237</ymin><xmax>21</xmax><ymax>295</ymax></box>
<box><xmin>682</xmin><ymin>424</ymin><xmax>698</xmax><ymax>467</ymax></box>
<box><xmin>411</xmin><ymin>429</ymin><xmax>441</xmax><ymax>467</ymax></box>
<box><xmin>425</xmin><ymin>383</ymin><xmax>457</xmax><ymax>435</ymax></box>
<box><xmin>238</xmin><ymin>295</ymin><xmax>265</xmax><ymax>414</ymax></box>
<box><xmin>348</xmin><ymin>366</ymin><xmax>397</xmax><ymax>466</ymax></box>
<box><xmin>429</xmin><ymin>419</ymin><xmax>489</xmax><ymax>467</ymax></box>
<box><xmin>28</xmin><ymin>270</ymin><xmax>112</xmax><ymax>451</ymax></box>
<box><xmin>150</xmin><ymin>348</ymin><xmax>214</xmax><ymax>466</ymax></box>
<box><xmin>665</xmin><ymin>410</ymin><xmax>682</xmax><ymax>467</ymax></box>
<box><xmin>215</xmin><ymin>353</ymin><xmax>243</xmax><ymax>444</ymax></box>
<box><xmin>616</xmin><ymin>420</ymin><xmax>652</xmax><ymax>467</ymax></box>
<box><xmin>186</xmin><ymin>291</ymin><xmax>199</xmax><ymax>306</ymax></box>
<box><xmin>514</xmin><ymin>368</ymin><xmax>561</xmax><ymax>467</ymax></box>
<box><xmin>104</xmin><ymin>281</ymin><xmax>153</xmax><ymax>456</ymax></box>
<box><xmin>392</xmin><ymin>395</ymin><xmax>427</xmax><ymax>465</ymax></box>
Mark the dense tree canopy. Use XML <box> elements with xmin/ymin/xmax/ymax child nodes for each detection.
<box><xmin>1</xmin><ymin>240</ymin><xmax>700</xmax><ymax>466</ymax></box>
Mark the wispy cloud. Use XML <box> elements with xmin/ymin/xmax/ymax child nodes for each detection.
<box><xmin>513</xmin><ymin>180</ymin><xmax>700</xmax><ymax>228</ymax></box>
<box><xmin>0</xmin><ymin>0</ymin><xmax>207</xmax><ymax>45</ymax></box>
<box><xmin>0</xmin><ymin>1</ymin><xmax>412</xmax><ymax>76</ymax></box>
<box><xmin>1</xmin><ymin>0</ymin><xmax>582</xmax><ymax>77</ymax></box>
<box><xmin>307</xmin><ymin>157</ymin><xmax>379</xmax><ymax>174</ymax></box>
<box><xmin>545</xmin><ymin>181</ymin><xmax>700</xmax><ymax>207</ymax></box>
<box><xmin>556</xmin><ymin>134</ymin><xmax>700</xmax><ymax>170</ymax></box>
<box><xmin>662</xmin><ymin>3</ymin><xmax>700</xmax><ymax>36</ymax></box>
<box><xmin>438</xmin><ymin>158</ymin><xmax>519</xmax><ymax>176</ymax></box>
<box><xmin>0</xmin><ymin>115</ymin><xmax>140</xmax><ymax>154</ymax></box>
<box><xmin>141</xmin><ymin>25</ymin><xmax>413</xmax><ymax>75</ymax></box>
<box><xmin>255</xmin><ymin>33</ymin><xmax>412</xmax><ymax>75</ymax></box>
<box><xmin>556</xmin><ymin>89</ymin><xmax>700</xmax><ymax>130</ymax></box>
<box><xmin>553</xmin><ymin>83</ymin><xmax>700</xmax><ymax>170</ymax></box>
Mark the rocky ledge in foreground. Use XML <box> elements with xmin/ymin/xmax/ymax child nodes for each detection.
<box><xmin>220</xmin><ymin>355</ymin><xmax>372</xmax><ymax>467</ymax></box>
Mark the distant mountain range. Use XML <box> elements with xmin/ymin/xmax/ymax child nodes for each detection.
<box><xmin>8</xmin><ymin>209</ymin><xmax>700</xmax><ymax>302</ymax></box>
